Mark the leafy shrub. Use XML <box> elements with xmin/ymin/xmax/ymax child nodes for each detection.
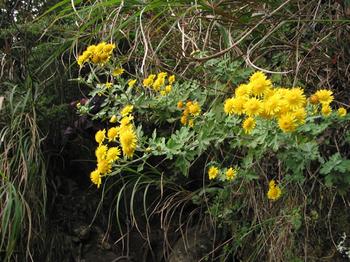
<box><xmin>75</xmin><ymin>42</ymin><xmax>350</xmax><ymax>260</ymax></box>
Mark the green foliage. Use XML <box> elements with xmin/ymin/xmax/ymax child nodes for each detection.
<box><xmin>320</xmin><ymin>153</ymin><xmax>350</xmax><ymax>195</ymax></box>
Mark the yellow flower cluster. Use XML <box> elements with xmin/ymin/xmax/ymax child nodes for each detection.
<box><xmin>143</xmin><ymin>72</ymin><xmax>175</xmax><ymax>95</ymax></box>
<box><xmin>208</xmin><ymin>166</ymin><xmax>237</xmax><ymax>181</ymax></box>
<box><xmin>224</xmin><ymin>71</ymin><xmax>341</xmax><ymax>133</ymax></box>
<box><xmin>90</xmin><ymin>106</ymin><xmax>138</xmax><ymax>188</ymax></box>
<box><xmin>310</xmin><ymin>89</ymin><xmax>347</xmax><ymax>117</ymax></box>
<box><xmin>77</xmin><ymin>42</ymin><xmax>116</xmax><ymax>67</ymax></box>
<box><xmin>178</xmin><ymin>100</ymin><xmax>201</xmax><ymax>127</ymax></box>
<box><xmin>267</xmin><ymin>180</ymin><xmax>282</xmax><ymax>201</ymax></box>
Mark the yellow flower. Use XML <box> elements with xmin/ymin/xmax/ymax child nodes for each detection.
<box><xmin>107</xmin><ymin>127</ymin><xmax>119</xmax><ymax>142</ymax></box>
<box><xmin>152</xmin><ymin>77</ymin><xmax>165</xmax><ymax>91</ymax></box>
<box><xmin>267</xmin><ymin>180</ymin><xmax>282</xmax><ymax>201</ymax></box>
<box><xmin>165</xmin><ymin>85</ymin><xmax>172</xmax><ymax>93</ymax></box>
<box><xmin>103</xmin><ymin>43</ymin><xmax>116</xmax><ymax>53</ymax></box>
<box><xmin>110</xmin><ymin>115</ymin><xmax>118</xmax><ymax>123</ymax></box>
<box><xmin>235</xmin><ymin>83</ymin><xmax>252</xmax><ymax>97</ymax></box>
<box><xmin>119</xmin><ymin>128</ymin><xmax>137</xmax><ymax>158</ymax></box>
<box><xmin>188</xmin><ymin>102</ymin><xmax>201</xmax><ymax>116</ymax></box>
<box><xmin>120</xmin><ymin>115</ymin><xmax>134</xmax><ymax>130</ymax></box>
<box><xmin>97</xmin><ymin>159</ymin><xmax>112</xmax><ymax>175</ymax></box>
<box><xmin>95</xmin><ymin>145</ymin><xmax>108</xmax><ymax>161</ymax></box>
<box><xmin>309</xmin><ymin>94</ymin><xmax>319</xmax><ymax>105</ymax></box>
<box><xmin>244</xmin><ymin>98</ymin><xmax>262</xmax><ymax>116</ymax></box>
<box><xmin>321</xmin><ymin>104</ymin><xmax>332</xmax><ymax>116</ymax></box>
<box><xmin>226</xmin><ymin>167</ymin><xmax>236</xmax><ymax>181</ymax></box>
<box><xmin>128</xmin><ymin>79</ymin><xmax>137</xmax><ymax>88</ymax></box>
<box><xmin>292</xmin><ymin>108</ymin><xmax>307</xmax><ymax>124</ymax></box>
<box><xmin>242</xmin><ymin>117</ymin><xmax>256</xmax><ymax>134</ymax></box>
<box><xmin>249</xmin><ymin>71</ymin><xmax>272</xmax><ymax>97</ymax></box>
<box><xmin>91</xmin><ymin>54</ymin><xmax>100</xmax><ymax>64</ymax></box>
<box><xmin>315</xmin><ymin>89</ymin><xmax>333</xmax><ymax>105</ymax></box>
<box><xmin>169</xmin><ymin>75</ymin><xmax>175</xmax><ymax>84</ymax></box>
<box><xmin>95</xmin><ymin>129</ymin><xmax>106</xmax><ymax>144</ymax></box>
<box><xmin>177</xmin><ymin>101</ymin><xmax>184</xmax><ymax>109</ymax></box>
<box><xmin>86</xmin><ymin>45</ymin><xmax>97</xmax><ymax>53</ymax></box>
<box><xmin>284</xmin><ymin>88</ymin><xmax>306</xmax><ymax>110</ymax></box>
<box><xmin>160</xmin><ymin>90</ymin><xmax>166</xmax><ymax>96</ymax></box>
<box><xmin>121</xmin><ymin>105</ymin><xmax>133</xmax><ymax>117</ymax></box>
<box><xmin>143</xmin><ymin>74</ymin><xmax>156</xmax><ymax>87</ymax></box>
<box><xmin>188</xmin><ymin>119</ymin><xmax>194</xmax><ymax>128</ymax></box>
<box><xmin>180</xmin><ymin>115</ymin><xmax>187</xmax><ymax>125</ymax></box>
<box><xmin>263</xmin><ymin>94</ymin><xmax>281</xmax><ymax>116</ymax></box>
<box><xmin>278</xmin><ymin>113</ymin><xmax>297</xmax><ymax>133</ymax></box>
<box><xmin>208</xmin><ymin>166</ymin><xmax>219</xmax><ymax>180</ymax></box>
<box><xmin>105</xmin><ymin>82</ymin><xmax>113</xmax><ymax>88</ymax></box>
<box><xmin>224</xmin><ymin>97</ymin><xmax>246</xmax><ymax>115</ymax></box>
<box><xmin>338</xmin><ymin>107</ymin><xmax>347</xmax><ymax>117</ymax></box>
<box><xmin>90</xmin><ymin>169</ymin><xmax>102</xmax><ymax>188</ymax></box>
<box><xmin>112</xmin><ymin>68</ymin><xmax>124</xmax><ymax>77</ymax></box>
<box><xmin>107</xmin><ymin>147</ymin><xmax>121</xmax><ymax>163</ymax></box>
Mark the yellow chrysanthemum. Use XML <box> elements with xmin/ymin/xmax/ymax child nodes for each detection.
<box><xmin>180</xmin><ymin>115</ymin><xmax>187</xmax><ymax>125</ymax></box>
<box><xmin>188</xmin><ymin>119</ymin><xmax>194</xmax><ymax>128</ymax></box>
<box><xmin>121</xmin><ymin>105</ymin><xmax>134</xmax><ymax>117</ymax></box>
<box><xmin>90</xmin><ymin>169</ymin><xmax>102</xmax><ymax>188</ymax></box>
<box><xmin>143</xmin><ymin>74</ymin><xmax>156</xmax><ymax>87</ymax></box>
<box><xmin>105</xmin><ymin>82</ymin><xmax>113</xmax><ymax>88</ymax></box>
<box><xmin>242</xmin><ymin>117</ymin><xmax>256</xmax><ymax>134</ymax></box>
<box><xmin>188</xmin><ymin>102</ymin><xmax>201</xmax><ymax>116</ymax></box>
<box><xmin>106</xmin><ymin>147</ymin><xmax>121</xmax><ymax>163</ymax></box>
<box><xmin>338</xmin><ymin>107</ymin><xmax>347</xmax><ymax>117</ymax></box>
<box><xmin>275</xmin><ymin>88</ymin><xmax>289</xmax><ymax>98</ymax></box>
<box><xmin>226</xmin><ymin>167</ymin><xmax>236</xmax><ymax>181</ymax></box>
<box><xmin>259</xmin><ymin>104</ymin><xmax>272</xmax><ymax>119</ymax></box>
<box><xmin>77</xmin><ymin>42</ymin><xmax>115</xmax><ymax>67</ymax></box>
<box><xmin>165</xmin><ymin>85</ymin><xmax>172</xmax><ymax>93</ymax></box>
<box><xmin>264</xmin><ymin>94</ymin><xmax>282</xmax><ymax>116</ymax></box>
<box><xmin>158</xmin><ymin>72</ymin><xmax>167</xmax><ymax>79</ymax></box>
<box><xmin>103</xmin><ymin>43</ymin><xmax>116</xmax><ymax>53</ymax></box>
<box><xmin>208</xmin><ymin>166</ymin><xmax>219</xmax><ymax>180</ymax></box>
<box><xmin>152</xmin><ymin>77</ymin><xmax>165</xmax><ymax>91</ymax></box>
<box><xmin>177</xmin><ymin>101</ymin><xmax>183</xmax><ymax>109</ymax></box>
<box><xmin>95</xmin><ymin>145</ymin><xmax>108</xmax><ymax>161</ymax></box>
<box><xmin>97</xmin><ymin>159</ymin><xmax>112</xmax><ymax>175</ymax></box>
<box><xmin>315</xmin><ymin>89</ymin><xmax>333</xmax><ymax>105</ymax></box>
<box><xmin>244</xmin><ymin>98</ymin><xmax>262</xmax><ymax>116</ymax></box>
<box><xmin>276</xmin><ymin>100</ymin><xmax>291</xmax><ymax>117</ymax></box>
<box><xmin>112</xmin><ymin>68</ymin><xmax>124</xmax><ymax>77</ymax></box>
<box><xmin>128</xmin><ymin>79</ymin><xmax>137</xmax><ymax>88</ymax></box>
<box><xmin>278</xmin><ymin>113</ymin><xmax>297</xmax><ymax>132</ymax></box>
<box><xmin>95</xmin><ymin>129</ymin><xmax>106</xmax><ymax>144</ymax></box>
<box><xmin>292</xmin><ymin>108</ymin><xmax>307</xmax><ymax>124</ymax></box>
<box><xmin>250</xmin><ymin>71</ymin><xmax>266</xmax><ymax>82</ymax></box>
<box><xmin>284</xmin><ymin>88</ymin><xmax>306</xmax><ymax>110</ymax></box>
<box><xmin>235</xmin><ymin>83</ymin><xmax>252</xmax><ymax>97</ymax></box>
<box><xmin>309</xmin><ymin>94</ymin><xmax>319</xmax><ymax>105</ymax></box>
<box><xmin>224</xmin><ymin>97</ymin><xmax>246</xmax><ymax>115</ymax></box>
<box><xmin>120</xmin><ymin>115</ymin><xmax>134</xmax><ymax>130</ymax></box>
<box><xmin>107</xmin><ymin>127</ymin><xmax>119</xmax><ymax>142</ymax></box>
<box><xmin>169</xmin><ymin>75</ymin><xmax>176</xmax><ymax>84</ymax></box>
<box><xmin>321</xmin><ymin>104</ymin><xmax>332</xmax><ymax>116</ymax></box>
<box><xmin>249</xmin><ymin>71</ymin><xmax>272</xmax><ymax>97</ymax></box>
<box><xmin>267</xmin><ymin>180</ymin><xmax>282</xmax><ymax>201</ymax></box>
<box><xmin>110</xmin><ymin>115</ymin><xmax>118</xmax><ymax>123</ymax></box>
<box><xmin>86</xmin><ymin>45</ymin><xmax>97</xmax><ymax>53</ymax></box>
<box><xmin>119</xmin><ymin>128</ymin><xmax>137</xmax><ymax>158</ymax></box>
